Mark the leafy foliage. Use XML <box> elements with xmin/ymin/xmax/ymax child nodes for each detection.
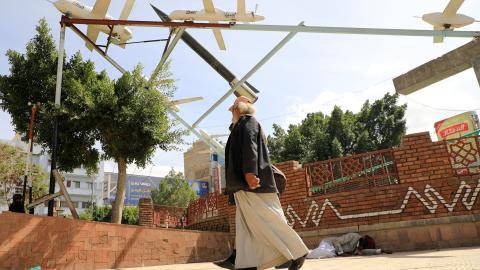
<box><xmin>0</xmin><ymin>19</ymin><xmax>100</xmax><ymax>173</ymax></box>
<box><xmin>150</xmin><ymin>169</ymin><xmax>197</xmax><ymax>208</ymax></box>
<box><xmin>0</xmin><ymin>142</ymin><xmax>48</xmax><ymax>205</ymax></box>
<box><xmin>268</xmin><ymin>93</ymin><xmax>407</xmax><ymax>163</ymax></box>
<box><xmin>0</xmin><ymin>19</ymin><xmax>183</xmax><ymax>222</ymax></box>
<box><xmin>79</xmin><ymin>205</ymin><xmax>139</xmax><ymax>225</ymax></box>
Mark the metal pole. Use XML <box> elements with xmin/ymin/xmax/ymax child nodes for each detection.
<box><xmin>48</xmin><ymin>23</ymin><xmax>66</xmax><ymax>216</ymax></box>
<box><xmin>192</xmin><ymin>22</ymin><xmax>304</xmax><ymax>128</ymax></box>
<box><xmin>167</xmin><ymin>108</ymin><xmax>225</xmax><ymax>158</ymax></box>
<box><xmin>148</xmin><ymin>27</ymin><xmax>186</xmax><ymax>87</ymax></box>
<box><xmin>227</xmin><ymin>24</ymin><xmax>480</xmax><ymax>38</ymax></box>
<box><xmin>22</xmin><ymin>104</ymin><xmax>37</xmax><ymax>210</ymax></box>
<box><xmin>104</xmin><ymin>54</ymin><xmax>127</xmax><ymax>74</ymax></box>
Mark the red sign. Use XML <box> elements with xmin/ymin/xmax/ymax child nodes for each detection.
<box><xmin>434</xmin><ymin>111</ymin><xmax>479</xmax><ymax>141</ymax></box>
<box><xmin>439</xmin><ymin>123</ymin><xmax>469</xmax><ymax>139</ymax></box>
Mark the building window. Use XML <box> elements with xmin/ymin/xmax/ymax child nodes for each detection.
<box><xmin>66</xmin><ymin>180</ymin><xmax>71</xmax><ymax>188</ymax></box>
<box><xmin>86</xmin><ymin>182</ymin><xmax>93</xmax><ymax>190</ymax></box>
<box><xmin>82</xmin><ymin>202</ymin><xmax>92</xmax><ymax>209</ymax></box>
<box><xmin>60</xmin><ymin>201</ymin><xmax>79</xmax><ymax>208</ymax></box>
<box><xmin>73</xmin><ymin>181</ymin><xmax>80</xmax><ymax>188</ymax></box>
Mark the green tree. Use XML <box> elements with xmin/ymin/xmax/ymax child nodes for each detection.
<box><xmin>281</xmin><ymin>125</ymin><xmax>306</xmax><ymax>162</ymax></box>
<box><xmin>0</xmin><ymin>143</ymin><xmax>48</xmax><ymax>207</ymax></box>
<box><xmin>0</xmin><ymin>19</ymin><xmax>183</xmax><ymax>223</ymax></box>
<box><xmin>267</xmin><ymin>124</ymin><xmax>287</xmax><ymax>163</ymax></box>
<box><xmin>79</xmin><ymin>205</ymin><xmax>139</xmax><ymax>225</ymax></box>
<box><xmin>91</xmin><ymin>65</ymin><xmax>183</xmax><ymax>223</ymax></box>
<box><xmin>299</xmin><ymin>112</ymin><xmax>329</xmax><ymax>162</ymax></box>
<box><xmin>356</xmin><ymin>93</ymin><xmax>407</xmax><ymax>150</ymax></box>
<box><xmin>150</xmin><ymin>169</ymin><xmax>197</xmax><ymax>208</ymax></box>
<box><xmin>0</xmin><ymin>19</ymin><xmax>100</xmax><ymax>173</ymax></box>
<box><xmin>268</xmin><ymin>93</ymin><xmax>407</xmax><ymax>163</ymax></box>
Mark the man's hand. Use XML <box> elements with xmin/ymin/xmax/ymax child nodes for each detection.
<box><xmin>245</xmin><ymin>173</ymin><xmax>261</xmax><ymax>190</ymax></box>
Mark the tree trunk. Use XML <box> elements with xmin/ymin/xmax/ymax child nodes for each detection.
<box><xmin>111</xmin><ymin>157</ymin><xmax>127</xmax><ymax>224</ymax></box>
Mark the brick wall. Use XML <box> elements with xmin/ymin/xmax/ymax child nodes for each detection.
<box><xmin>152</xmin><ymin>204</ymin><xmax>186</xmax><ymax>229</ymax></box>
<box><xmin>138</xmin><ymin>198</ymin><xmax>153</xmax><ymax>227</ymax></box>
<box><xmin>394</xmin><ymin>132</ymin><xmax>455</xmax><ymax>183</ymax></box>
<box><xmin>0</xmin><ymin>212</ymin><xmax>232</xmax><ymax>270</ymax></box>
<box><xmin>182</xmin><ymin>132</ymin><xmax>480</xmax><ymax>251</ymax></box>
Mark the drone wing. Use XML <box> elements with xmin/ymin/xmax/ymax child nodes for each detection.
<box><xmin>85</xmin><ymin>27</ymin><xmax>100</xmax><ymax>51</ymax></box>
<box><xmin>237</xmin><ymin>0</ymin><xmax>246</xmax><ymax>15</ymax></box>
<box><xmin>433</xmin><ymin>26</ymin><xmax>444</xmax><ymax>43</ymax></box>
<box><xmin>212</xmin><ymin>27</ymin><xmax>226</xmax><ymax>50</ymax></box>
<box><xmin>85</xmin><ymin>0</ymin><xmax>111</xmax><ymax>51</ymax></box>
<box><xmin>119</xmin><ymin>0</ymin><xmax>135</xmax><ymax>20</ymax></box>
<box><xmin>203</xmin><ymin>0</ymin><xmax>215</xmax><ymax>13</ymax></box>
<box><xmin>91</xmin><ymin>0</ymin><xmax>111</xmax><ymax>18</ymax></box>
<box><xmin>201</xmin><ymin>0</ymin><xmax>226</xmax><ymax>50</ymax></box>
<box><xmin>443</xmin><ymin>0</ymin><xmax>464</xmax><ymax>16</ymax></box>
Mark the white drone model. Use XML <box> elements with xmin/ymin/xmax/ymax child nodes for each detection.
<box><xmin>422</xmin><ymin>0</ymin><xmax>476</xmax><ymax>43</ymax></box>
<box><xmin>51</xmin><ymin>0</ymin><xmax>134</xmax><ymax>50</ymax></box>
<box><xmin>169</xmin><ymin>0</ymin><xmax>265</xmax><ymax>50</ymax></box>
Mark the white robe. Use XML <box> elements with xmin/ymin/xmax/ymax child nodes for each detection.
<box><xmin>234</xmin><ymin>190</ymin><xmax>309</xmax><ymax>269</ymax></box>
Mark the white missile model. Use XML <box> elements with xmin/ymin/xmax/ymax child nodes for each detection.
<box><xmin>169</xmin><ymin>0</ymin><xmax>265</xmax><ymax>50</ymax></box>
<box><xmin>51</xmin><ymin>0</ymin><xmax>134</xmax><ymax>50</ymax></box>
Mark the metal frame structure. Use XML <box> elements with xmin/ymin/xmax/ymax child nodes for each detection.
<box><xmin>46</xmin><ymin>15</ymin><xmax>479</xmax><ymax>215</ymax></box>
<box><xmin>62</xmin><ymin>17</ymin><xmax>480</xmax><ymax>38</ymax></box>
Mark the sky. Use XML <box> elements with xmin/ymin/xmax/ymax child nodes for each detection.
<box><xmin>1</xmin><ymin>0</ymin><xmax>480</xmax><ymax>177</ymax></box>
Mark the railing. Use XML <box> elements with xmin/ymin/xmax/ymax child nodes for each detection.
<box><xmin>446</xmin><ymin>135</ymin><xmax>480</xmax><ymax>175</ymax></box>
<box><xmin>152</xmin><ymin>204</ymin><xmax>186</xmax><ymax>228</ymax></box>
<box><xmin>305</xmin><ymin>148</ymin><xmax>398</xmax><ymax>195</ymax></box>
<box><xmin>186</xmin><ymin>192</ymin><xmax>219</xmax><ymax>225</ymax></box>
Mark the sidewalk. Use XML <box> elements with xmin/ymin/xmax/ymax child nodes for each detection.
<box><xmin>121</xmin><ymin>247</ymin><xmax>480</xmax><ymax>270</ymax></box>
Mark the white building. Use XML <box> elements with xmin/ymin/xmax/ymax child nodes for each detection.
<box><xmin>1</xmin><ymin>134</ymin><xmax>104</xmax><ymax>215</ymax></box>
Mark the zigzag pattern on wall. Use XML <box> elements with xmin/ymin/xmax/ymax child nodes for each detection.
<box><xmin>285</xmin><ymin>179</ymin><xmax>480</xmax><ymax>228</ymax></box>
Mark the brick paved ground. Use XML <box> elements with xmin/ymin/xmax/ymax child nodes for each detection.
<box><xmin>122</xmin><ymin>247</ymin><xmax>480</xmax><ymax>270</ymax></box>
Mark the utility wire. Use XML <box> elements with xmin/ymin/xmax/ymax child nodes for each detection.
<box><xmin>402</xmin><ymin>95</ymin><xmax>480</xmax><ymax>112</ymax></box>
<box><xmin>196</xmin><ymin>75</ymin><xmax>480</xmax><ymax>130</ymax></box>
<box><xmin>198</xmin><ymin>76</ymin><xmax>395</xmax><ymax>129</ymax></box>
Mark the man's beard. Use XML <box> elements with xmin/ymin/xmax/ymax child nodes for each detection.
<box><xmin>232</xmin><ymin>114</ymin><xmax>239</xmax><ymax>124</ymax></box>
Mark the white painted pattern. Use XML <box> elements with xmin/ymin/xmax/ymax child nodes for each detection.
<box><xmin>285</xmin><ymin>179</ymin><xmax>480</xmax><ymax>228</ymax></box>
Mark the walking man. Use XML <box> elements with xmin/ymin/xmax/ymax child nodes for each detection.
<box><xmin>225</xmin><ymin>96</ymin><xmax>309</xmax><ymax>270</ymax></box>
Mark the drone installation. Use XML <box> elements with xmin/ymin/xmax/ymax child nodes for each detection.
<box><xmin>44</xmin><ymin>0</ymin><xmax>478</xmax><ymax>210</ymax></box>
